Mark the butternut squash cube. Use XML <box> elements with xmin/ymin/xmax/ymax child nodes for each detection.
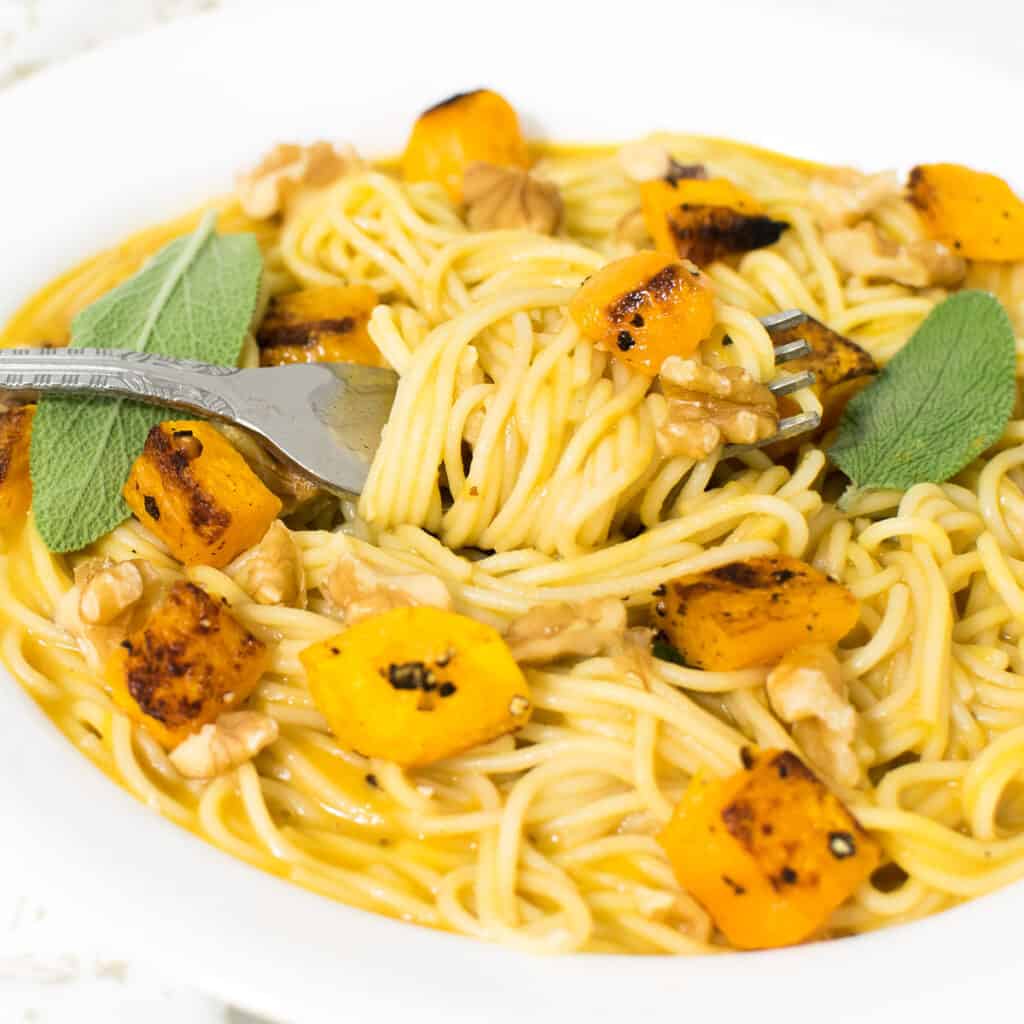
<box><xmin>660</xmin><ymin>748</ymin><xmax>880</xmax><ymax>949</ymax></box>
<box><xmin>0</xmin><ymin>404</ymin><xmax>35</xmax><ymax>523</ymax></box>
<box><xmin>106</xmin><ymin>580</ymin><xmax>269</xmax><ymax>749</ymax></box>
<box><xmin>301</xmin><ymin>606</ymin><xmax>532</xmax><ymax>766</ymax></box>
<box><xmin>123</xmin><ymin>421</ymin><xmax>282</xmax><ymax>568</ymax></box>
<box><xmin>657</xmin><ymin>555</ymin><xmax>859</xmax><ymax>670</ymax></box>
<box><xmin>568</xmin><ymin>251</ymin><xmax>716</xmax><ymax>375</ymax></box>
<box><xmin>401</xmin><ymin>89</ymin><xmax>530</xmax><ymax>202</ymax></box>
<box><xmin>255</xmin><ymin>284</ymin><xmax>385</xmax><ymax>368</ymax></box>
<box><xmin>766</xmin><ymin>315</ymin><xmax>877</xmax><ymax>456</ymax></box>
<box><xmin>908</xmin><ymin>162</ymin><xmax>1024</xmax><ymax>261</ymax></box>
<box><xmin>641</xmin><ymin>178</ymin><xmax>788</xmax><ymax>264</ymax></box>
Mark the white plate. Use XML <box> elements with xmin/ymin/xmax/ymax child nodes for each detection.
<box><xmin>2</xmin><ymin>4</ymin><xmax>1021</xmax><ymax>1022</ymax></box>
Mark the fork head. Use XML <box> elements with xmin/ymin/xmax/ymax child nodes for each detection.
<box><xmin>230</xmin><ymin>362</ymin><xmax>399</xmax><ymax>496</ymax></box>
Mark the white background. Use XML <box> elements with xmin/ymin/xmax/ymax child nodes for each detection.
<box><xmin>1</xmin><ymin>0</ymin><xmax>1022</xmax><ymax>1020</ymax></box>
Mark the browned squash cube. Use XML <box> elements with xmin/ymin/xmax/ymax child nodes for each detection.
<box><xmin>660</xmin><ymin>748</ymin><xmax>880</xmax><ymax>949</ymax></box>
<box><xmin>106</xmin><ymin>580</ymin><xmax>269</xmax><ymax>749</ymax></box>
<box><xmin>255</xmin><ymin>284</ymin><xmax>385</xmax><ymax>368</ymax></box>
<box><xmin>0</xmin><ymin>404</ymin><xmax>35</xmax><ymax>523</ymax></box>
<box><xmin>768</xmin><ymin>316</ymin><xmax>876</xmax><ymax>454</ymax></box>
<box><xmin>657</xmin><ymin>555</ymin><xmax>859</xmax><ymax>670</ymax></box>
<box><xmin>123</xmin><ymin>421</ymin><xmax>282</xmax><ymax>568</ymax></box>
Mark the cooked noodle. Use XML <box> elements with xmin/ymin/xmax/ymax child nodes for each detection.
<box><xmin>3</xmin><ymin>135</ymin><xmax>1024</xmax><ymax>954</ymax></box>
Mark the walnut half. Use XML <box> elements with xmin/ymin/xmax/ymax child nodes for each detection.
<box><xmin>766</xmin><ymin>644</ymin><xmax>860</xmax><ymax>787</ymax></box>
<box><xmin>462</xmin><ymin>162</ymin><xmax>563</xmax><ymax>234</ymax></box>
<box><xmin>824</xmin><ymin>221</ymin><xmax>966</xmax><ymax>288</ymax></box>
<box><xmin>325</xmin><ymin>541</ymin><xmax>452</xmax><ymax>625</ymax></box>
<box><xmin>505</xmin><ymin>597</ymin><xmax>628</xmax><ymax>665</ymax></box>
<box><xmin>236</xmin><ymin>141</ymin><xmax>363</xmax><ymax>220</ymax></box>
<box><xmin>56</xmin><ymin>558</ymin><xmax>163</xmax><ymax>669</ymax></box>
<box><xmin>653</xmin><ymin>357</ymin><xmax>779</xmax><ymax>460</ymax></box>
<box><xmin>169</xmin><ymin>711</ymin><xmax>280</xmax><ymax>780</ymax></box>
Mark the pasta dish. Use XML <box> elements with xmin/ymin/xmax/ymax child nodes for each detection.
<box><xmin>3</xmin><ymin>89</ymin><xmax>1024</xmax><ymax>954</ymax></box>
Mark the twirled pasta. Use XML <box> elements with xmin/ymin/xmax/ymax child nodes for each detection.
<box><xmin>3</xmin><ymin>134</ymin><xmax>1024</xmax><ymax>954</ymax></box>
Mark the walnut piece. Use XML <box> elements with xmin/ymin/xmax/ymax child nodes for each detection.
<box><xmin>766</xmin><ymin>644</ymin><xmax>860</xmax><ymax>786</ymax></box>
<box><xmin>824</xmin><ymin>221</ymin><xmax>966</xmax><ymax>288</ymax></box>
<box><xmin>617</xmin><ymin>140</ymin><xmax>707</xmax><ymax>184</ymax></box>
<box><xmin>462</xmin><ymin>162</ymin><xmax>563</xmax><ymax>234</ymax></box>
<box><xmin>325</xmin><ymin>542</ymin><xmax>451</xmax><ymax>625</ymax></box>
<box><xmin>653</xmin><ymin>357</ymin><xmax>779</xmax><ymax>460</ymax></box>
<box><xmin>56</xmin><ymin>558</ymin><xmax>163</xmax><ymax>669</ymax></box>
<box><xmin>505</xmin><ymin>597</ymin><xmax>628</xmax><ymax>664</ymax></box>
<box><xmin>227</xmin><ymin>520</ymin><xmax>306</xmax><ymax>607</ymax></box>
<box><xmin>808</xmin><ymin>171</ymin><xmax>902</xmax><ymax>229</ymax></box>
<box><xmin>236</xmin><ymin>141</ymin><xmax>363</xmax><ymax>220</ymax></box>
<box><xmin>169</xmin><ymin>711</ymin><xmax>279</xmax><ymax>780</ymax></box>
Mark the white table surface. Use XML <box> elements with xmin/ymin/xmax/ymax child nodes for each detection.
<box><xmin>1</xmin><ymin>0</ymin><xmax>1021</xmax><ymax>1020</ymax></box>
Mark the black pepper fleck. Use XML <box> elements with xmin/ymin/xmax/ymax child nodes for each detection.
<box><xmin>365</xmin><ymin>773</ymin><xmax>379</xmax><ymax>789</ymax></box>
<box><xmin>439</xmin><ymin>682</ymin><xmax>457</xmax><ymax>698</ymax></box>
<box><xmin>722</xmin><ymin>874</ymin><xmax>747</xmax><ymax>895</ymax></box>
<box><xmin>143</xmin><ymin>495</ymin><xmax>160</xmax><ymax>520</ymax></box>
<box><xmin>630</xmin><ymin>314</ymin><xmax>645</xmax><ymax>328</ymax></box>
<box><xmin>740</xmin><ymin>746</ymin><xmax>755</xmax><ymax>770</ymax></box>
<box><xmin>780</xmin><ymin>866</ymin><xmax>798</xmax><ymax>885</ymax></box>
<box><xmin>617</xmin><ymin>330</ymin><xmax>635</xmax><ymax>351</ymax></box>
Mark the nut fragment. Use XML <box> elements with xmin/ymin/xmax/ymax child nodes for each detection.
<box><xmin>57</xmin><ymin>558</ymin><xmax>163</xmax><ymax>669</ymax></box>
<box><xmin>227</xmin><ymin>520</ymin><xmax>306</xmax><ymax>607</ymax></box>
<box><xmin>236</xmin><ymin>141</ymin><xmax>363</xmax><ymax>219</ymax></box>
<box><xmin>808</xmin><ymin>171</ymin><xmax>902</xmax><ymax>229</ymax></box>
<box><xmin>325</xmin><ymin>541</ymin><xmax>451</xmax><ymax>625</ymax></box>
<box><xmin>505</xmin><ymin>597</ymin><xmax>628</xmax><ymax>664</ymax></box>
<box><xmin>653</xmin><ymin>357</ymin><xmax>779</xmax><ymax>460</ymax></box>
<box><xmin>618</xmin><ymin>140</ymin><xmax>706</xmax><ymax>184</ymax></box>
<box><xmin>824</xmin><ymin>221</ymin><xmax>966</xmax><ymax>288</ymax></box>
<box><xmin>462</xmin><ymin>162</ymin><xmax>563</xmax><ymax>234</ymax></box>
<box><xmin>169</xmin><ymin>711</ymin><xmax>280</xmax><ymax>780</ymax></box>
<box><xmin>766</xmin><ymin>644</ymin><xmax>860</xmax><ymax>787</ymax></box>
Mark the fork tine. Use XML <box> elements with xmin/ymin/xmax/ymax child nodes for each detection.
<box><xmin>760</xmin><ymin>308</ymin><xmax>809</xmax><ymax>334</ymax></box>
<box><xmin>766</xmin><ymin>369</ymin><xmax>815</xmax><ymax>398</ymax></box>
<box><xmin>722</xmin><ymin>411</ymin><xmax>822</xmax><ymax>457</ymax></box>
<box><xmin>771</xmin><ymin>338</ymin><xmax>811</xmax><ymax>364</ymax></box>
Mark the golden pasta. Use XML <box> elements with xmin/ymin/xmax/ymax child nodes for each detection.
<box><xmin>3</xmin><ymin>106</ymin><xmax>1024</xmax><ymax>955</ymax></box>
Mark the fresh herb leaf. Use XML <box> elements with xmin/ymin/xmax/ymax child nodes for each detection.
<box><xmin>30</xmin><ymin>212</ymin><xmax>263</xmax><ymax>552</ymax></box>
<box><xmin>829</xmin><ymin>290</ymin><xmax>1015</xmax><ymax>501</ymax></box>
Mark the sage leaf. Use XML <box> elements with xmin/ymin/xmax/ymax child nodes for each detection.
<box><xmin>30</xmin><ymin>211</ymin><xmax>263</xmax><ymax>552</ymax></box>
<box><xmin>829</xmin><ymin>290</ymin><xmax>1015</xmax><ymax>499</ymax></box>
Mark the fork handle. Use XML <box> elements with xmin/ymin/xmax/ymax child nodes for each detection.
<box><xmin>0</xmin><ymin>348</ymin><xmax>246</xmax><ymax>421</ymax></box>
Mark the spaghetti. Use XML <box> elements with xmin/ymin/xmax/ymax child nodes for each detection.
<box><xmin>3</xmin><ymin>129</ymin><xmax>1024</xmax><ymax>954</ymax></box>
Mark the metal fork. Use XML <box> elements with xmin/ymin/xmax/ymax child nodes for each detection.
<box><xmin>0</xmin><ymin>310</ymin><xmax>818</xmax><ymax>494</ymax></box>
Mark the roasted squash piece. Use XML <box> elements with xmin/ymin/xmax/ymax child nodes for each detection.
<box><xmin>657</xmin><ymin>555</ymin><xmax>859</xmax><ymax>671</ymax></box>
<box><xmin>106</xmin><ymin>580</ymin><xmax>270</xmax><ymax>749</ymax></box>
<box><xmin>908</xmin><ymin>162</ymin><xmax>1024</xmax><ymax>261</ymax></box>
<box><xmin>123</xmin><ymin>421</ymin><xmax>282</xmax><ymax>568</ymax></box>
<box><xmin>255</xmin><ymin>284</ymin><xmax>385</xmax><ymax>368</ymax></box>
<box><xmin>660</xmin><ymin>748</ymin><xmax>880</xmax><ymax>949</ymax></box>
<box><xmin>301</xmin><ymin>606</ymin><xmax>532</xmax><ymax>767</ymax></box>
<box><xmin>641</xmin><ymin>178</ymin><xmax>788</xmax><ymax>264</ymax></box>
<box><xmin>401</xmin><ymin>89</ymin><xmax>530</xmax><ymax>202</ymax></box>
<box><xmin>568</xmin><ymin>251</ymin><xmax>716</xmax><ymax>375</ymax></box>
<box><xmin>766</xmin><ymin>315</ymin><xmax>877</xmax><ymax>456</ymax></box>
<box><xmin>0</xmin><ymin>404</ymin><xmax>35</xmax><ymax>523</ymax></box>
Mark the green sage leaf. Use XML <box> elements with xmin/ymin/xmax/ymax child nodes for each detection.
<box><xmin>30</xmin><ymin>211</ymin><xmax>263</xmax><ymax>552</ymax></box>
<box><xmin>829</xmin><ymin>291</ymin><xmax>1015</xmax><ymax>497</ymax></box>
